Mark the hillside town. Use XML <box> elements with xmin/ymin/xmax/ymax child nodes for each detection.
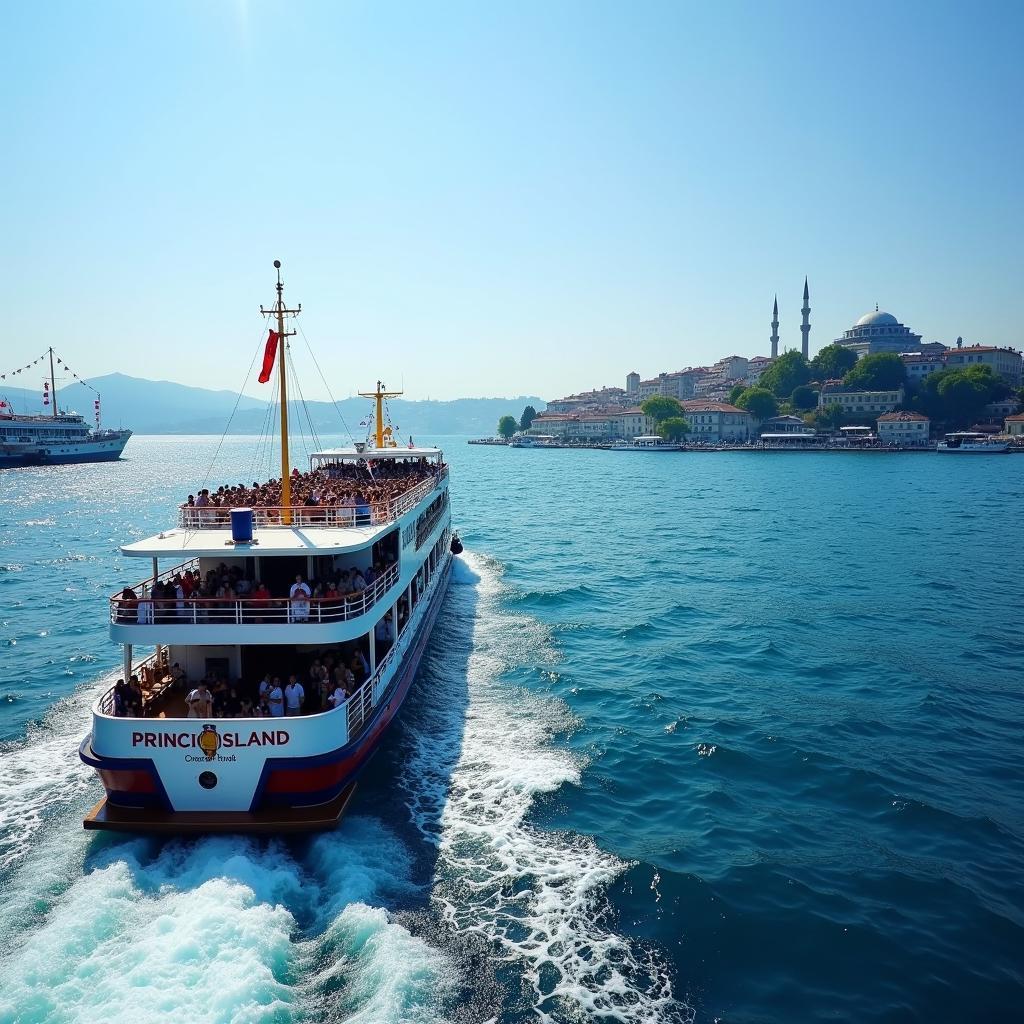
<box><xmin>521</xmin><ymin>288</ymin><xmax>1024</xmax><ymax>446</ymax></box>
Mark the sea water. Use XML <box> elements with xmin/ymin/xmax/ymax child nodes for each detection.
<box><xmin>0</xmin><ymin>437</ymin><xmax>1021</xmax><ymax>1023</ymax></box>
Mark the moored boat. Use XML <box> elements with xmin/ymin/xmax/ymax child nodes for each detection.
<box><xmin>936</xmin><ymin>431</ymin><xmax>1009</xmax><ymax>453</ymax></box>
<box><xmin>79</xmin><ymin>263</ymin><xmax>455</xmax><ymax>833</ymax></box>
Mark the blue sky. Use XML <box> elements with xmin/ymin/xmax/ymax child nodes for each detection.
<box><xmin>5</xmin><ymin>0</ymin><xmax>1022</xmax><ymax>401</ymax></box>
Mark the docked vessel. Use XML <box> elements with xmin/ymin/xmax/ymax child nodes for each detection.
<box><xmin>0</xmin><ymin>348</ymin><xmax>131</xmax><ymax>467</ymax></box>
<box><xmin>79</xmin><ymin>263</ymin><xmax>455</xmax><ymax>833</ymax></box>
<box><xmin>936</xmin><ymin>431</ymin><xmax>1009</xmax><ymax>453</ymax></box>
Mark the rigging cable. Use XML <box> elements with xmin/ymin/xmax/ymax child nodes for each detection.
<box><xmin>296</xmin><ymin>319</ymin><xmax>356</xmax><ymax>445</ymax></box>
<box><xmin>199</xmin><ymin>327</ymin><xmax>265</xmax><ymax>494</ymax></box>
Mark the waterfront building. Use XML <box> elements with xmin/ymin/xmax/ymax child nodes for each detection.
<box><xmin>835</xmin><ymin>308</ymin><xmax>923</xmax><ymax>358</ymax></box>
<box><xmin>529</xmin><ymin>407</ymin><xmax>654</xmax><ymax>441</ymax></box>
<box><xmin>943</xmin><ymin>343</ymin><xmax>1022</xmax><ymax>386</ymax></box>
<box><xmin>819</xmin><ymin>382</ymin><xmax>905</xmax><ymax>416</ymax></box>
<box><xmin>877</xmin><ymin>411</ymin><xmax>930</xmax><ymax>446</ymax></box>
<box><xmin>760</xmin><ymin>414</ymin><xmax>809</xmax><ymax>434</ymax></box>
<box><xmin>681</xmin><ymin>400</ymin><xmax>751</xmax><ymax>442</ymax></box>
<box><xmin>1004</xmin><ymin>413</ymin><xmax>1024</xmax><ymax>437</ymax></box>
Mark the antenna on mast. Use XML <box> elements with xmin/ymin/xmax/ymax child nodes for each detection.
<box><xmin>260</xmin><ymin>260</ymin><xmax>301</xmax><ymax>524</ymax></box>
<box><xmin>358</xmin><ymin>380</ymin><xmax>404</xmax><ymax>449</ymax></box>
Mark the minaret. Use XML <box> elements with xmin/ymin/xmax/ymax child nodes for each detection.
<box><xmin>800</xmin><ymin>277</ymin><xmax>811</xmax><ymax>359</ymax></box>
<box><xmin>770</xmin><ymin>295</ymin><xmax>779</xmax><ymax>359</ymax></box>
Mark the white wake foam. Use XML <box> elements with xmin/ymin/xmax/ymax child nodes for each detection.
<box><xmin>399</xmin><ymin>552</ymin><xmax>688</xmax><ymax>1023</ymax></box>
<box><xmin>0</xmin><ymin>676</ymin><xmax>109</xmax><ymax>872</ymax></box>
<box><xmin>0</xmin><ymin>821</ymin><xmax>456</xmax><ymax>1024</ymax></box>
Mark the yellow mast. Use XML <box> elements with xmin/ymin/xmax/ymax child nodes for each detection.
<box><xmin>260</xmin><ymin>260</ymin><xmax>301</xmax><ymax>524</ymax></box>
<box><xmin>358</xmin><ymin>380</ymin><xmax>404</xmax><ymax>448</ymax></box>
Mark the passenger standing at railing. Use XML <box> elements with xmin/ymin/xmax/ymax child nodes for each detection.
<box><xmin>136</xmin><ymin>590</ymin><xmax>154</xmax><ymax>625</ymax></box>
<box><xmin>268</xmin><ymin>678</ymin><xmax>285</xmax><ymax>718</ymax></box>
<box><xmin>118</xmin><ymin>586</ymin><xmax>138</xmax><ymax>624</ymax></box>
<box><xmin>289</xmin><ymin>574</ymin><xmax>311</xmax><ymax>623</ymax></box>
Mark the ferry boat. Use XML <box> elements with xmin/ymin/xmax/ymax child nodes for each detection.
<box><xmin>936</xmin><ymin>431</ymin><xmax>1009</xmax><ymax>453</ymax></box>
<box><xmin>0</xmin><ymin>349</ymin><xmax>131</xmax><ymax>467</ymax></box>
<box><xmin>79</xmin><ymin>263</ymin><xmax>456</xmax><ymax>833</ymax></box>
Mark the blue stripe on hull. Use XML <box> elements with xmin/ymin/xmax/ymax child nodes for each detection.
<box><xmin>0</xmin><ymin>445</ymin><xmax>130</xmax><ymax>467</ymax></box>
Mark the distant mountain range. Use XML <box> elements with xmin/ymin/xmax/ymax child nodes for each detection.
<box><xmin>0</xmin><ymin>372</ymin><xmax>544</xmax><ymax>437</ymax></box>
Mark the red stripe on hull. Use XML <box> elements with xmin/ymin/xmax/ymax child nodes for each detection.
<box><xmin>97</xmin><ymin>768</ymin><xmax>157</xmax><ymax>794</ymax></box>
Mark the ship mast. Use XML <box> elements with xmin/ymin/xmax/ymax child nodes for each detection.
<box><xmin>260</xmin><ymin>260</ymin><xmax>301</xmax><ymax>523</ymax></box>
<box><xmin>49</xmin><ymin>347</ymin><xmax>57</xmax><ymax>418</ymax></box>
<box><xmin>358</xmin><ymin>380</ymin><xmax>403</xmax><ymax>448</ymax></box>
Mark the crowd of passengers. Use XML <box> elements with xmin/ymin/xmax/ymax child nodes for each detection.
<box><xmin>117</xmin><ymin>558</ymin><xmax>396</xmax><ymax>623</ymax></box>
<box><xmin>182</xmin><ymin>459</ymin><xmax>443</xmax><ymax>521</ymax></box>
<box><xmin>111</xmin><ymin>623</ymin><xmax>399</xmax><ymax>719</ymax></box>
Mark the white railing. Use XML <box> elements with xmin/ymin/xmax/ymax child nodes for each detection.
<box><xmin>110</xmin><ymin>563</ymin><xmax>401</xmax><ymax>627</ymax></box>
<box><xmin>176</xmin><ymin>469</ymin><xmax>448</xmax><ymax>530</ymax></box>
<box><xmin>97</xmin><ymin>544</ymin><xmax>450</xmax><ymax>734</ymax></box>
<box><xmin>97</xmin><ymin>651</ymin><xmax>171</xmax><ymax>716</ymax></box>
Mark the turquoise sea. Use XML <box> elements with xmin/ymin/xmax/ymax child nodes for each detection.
<box><xmin>0</xmin><ymin>436</ymin><xmax>1022</xmax><ymax>1023</ymax></box>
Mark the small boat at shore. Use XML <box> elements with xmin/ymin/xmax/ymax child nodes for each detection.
<box><xmin>936</xmin><ymin>431</ymin><xmax>1009</xmax><ymax>453</ymax></box>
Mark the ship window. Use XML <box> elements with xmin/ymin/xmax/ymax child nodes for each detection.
<box><xmin>198</xmin><ymin>771</ymin><xmax>218</xmax><ymax>789</ymax></box>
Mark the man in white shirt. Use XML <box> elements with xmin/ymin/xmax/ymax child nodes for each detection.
<box><xmin>258</xmin><ymin>674</ymin><xmax>272</xmax><ymax>703</ymax></box>
<box><xmin>268</xmin><ymin>678</ymin><xmax>285</xmax><ymax>718</ymax></box>
<box><xmin>284</xmin><ymin>675</ymin><xmax>305</xmax><ymax>716</ymax></box>
<box><xmin>186</xmin><ymin>683</ymin><xmax>214</xmax><ymax>719</ymax></box>
<box><xmin>289</xmin><ymin>574</ymin><xmax>312</xmax><ymax>623</ymax></box>
<box><xmin>328</xmin><ymin>686</ymin><xmax>346</xmax><ymax>710</ymax></box>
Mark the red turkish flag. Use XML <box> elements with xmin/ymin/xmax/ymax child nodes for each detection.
<box><xmin>258</xmin><ymin>330</ymin><xmax>279</xmax><ymax>383</ymax></box>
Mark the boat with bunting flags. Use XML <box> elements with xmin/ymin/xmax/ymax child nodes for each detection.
<box><xmin>80</xmin><ymin>260</ymin><xmax>457</xmax><ymax>833</ymax></box>
<box><xmin>0</xmin><ymin>347</ymin><xmax>131</xmax><ymax>466</ymax></box>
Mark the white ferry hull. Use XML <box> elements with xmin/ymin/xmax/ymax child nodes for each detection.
<box><xmin>0</xmin><ymin>431</ymin><xmax>132</xmax><ymax>467</ymax></box>
<box><xmin>936</xmin><ymin>443</ymin><xmax>1008</xmax><ymax>453</ymax></box>
<box><xmin>81</xmin><ymin>553</ymin><xmax>451</xmax><ymax>833</ymax></box>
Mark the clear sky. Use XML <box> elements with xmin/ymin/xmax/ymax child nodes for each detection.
<box><xmin>5</xmin><ymin>1</ymin><xmax>1023</xmax><ymax>401</ymax></box>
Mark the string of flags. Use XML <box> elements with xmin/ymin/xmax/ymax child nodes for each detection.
<box><xmin>0</xmin><ymin>348</ymin><xmax>101</xmax><ymax>425</ymax></box>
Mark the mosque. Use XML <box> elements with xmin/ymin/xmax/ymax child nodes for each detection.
<box><xmin>767</xmin><ymin>285</ymin><xmax>929</xmax><ymax>361</ymax></box>
<box><xmin>833</xmin><ymin>307</ymin><xmax>923</xmax><ymax>358</ymax></box>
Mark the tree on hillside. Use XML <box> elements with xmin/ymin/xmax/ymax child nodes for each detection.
<box><xmin>912</xmin><ymin>365</ymin><xmax>1012</xmax><ymax>426</ymax></box>
<box><xmin>497</xmin><ymin>415</ymin><xmax>518</xmax><ymax>439</ymax></box>
<box><xmin>640</xmin><ymin>395</ymin><xmax>684</xmax><ymax>422</ymax></box>
<box><xmin>810</xmin><ymin>344</ymin><xmax>858</xmax><ymax>381</ymax></box>
<box><xmin>519</xmin><ymin>405</ymin><xmax>538</xmax><ymax>431</ymax></box>
<box><xmin>658</xmin><ymin>416</ymin><xmax>691</xmax><ymax>441</ymax></box>
<box><xmin>735</xmin><ymin>387</ymin><xmax>778</xmax><ymax>421</ymax></box>
<box><xmin>759</xmin><ymin>351</ymin><xmax>811</xmax><ymax>398</ymax></box>
<box><xmin>812</xmin><ymin>403</ymin><xmax>845</xmax><ymax>431</ymax></box>
<box><xmin>729</xmin><ymin>383</ymin><xmax>746</xmax><ymax>405</ymax></box>
<box><xmin>843</xmin><ymin>352</ymin><xmax>906</xmax><ymax>391</ymax></box>
<box><xmin>790</xmin><ymin>385</ymin><xmax>819</xmax><ymax>411</ymax></box>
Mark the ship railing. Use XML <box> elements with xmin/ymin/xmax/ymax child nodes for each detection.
<box><xmin>96</xmin><ymin>651</ymin><xmax>170</xmax><ymax>716</ymax></box>
<box><xmin>109</xmin><ymin>562</ymin><xmax>401</xmax><ymax>627</ymax></box>
<box><xmin>175</xmin><ymin>469</ymin><xmax>448</xmax><ymax>530</ymax></box>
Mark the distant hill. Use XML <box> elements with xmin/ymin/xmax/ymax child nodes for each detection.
<box><xmin>0</xmin><ymin>373</ymin><xmax>544</xmax><ymax>436</ymax></box>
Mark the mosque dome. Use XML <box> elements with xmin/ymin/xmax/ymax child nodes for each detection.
<box><xmin>854</xmin><ymin>310</ymin><xmax>899</xmax><ymax>328</ymax></box>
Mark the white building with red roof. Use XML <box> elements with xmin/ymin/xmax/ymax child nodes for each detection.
<box><xmin>876</xmin><ymin>411</ymin><xmax>930</xmax><ymax>446</ymax></box>
<box><xmin>681</xmin><ymin>400</ymin><xmax>752</xmax><ymax>442</ymax></box>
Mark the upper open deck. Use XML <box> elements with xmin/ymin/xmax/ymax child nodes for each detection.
<box><xmin>125</xmin><ymin>457</ymin><xmax>448</xmax><ymax>558</ymax></box>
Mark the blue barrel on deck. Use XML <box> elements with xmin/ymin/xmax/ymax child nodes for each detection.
<box><xmin>230</xmin><ymin>507</ymin><xmax>254</xmax><ymax>544</ymax></box>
